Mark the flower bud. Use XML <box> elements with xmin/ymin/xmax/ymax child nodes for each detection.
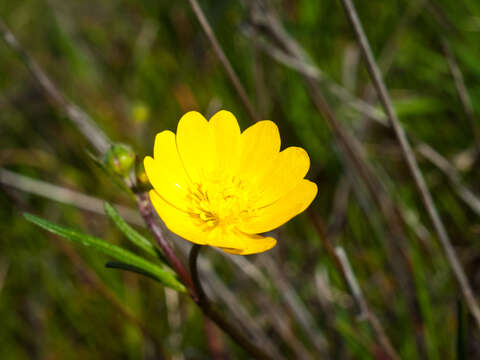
<box><xmin>104</xmin><ymin>143</ymin><xmax>136</xmax><ymax>177</ymax></box>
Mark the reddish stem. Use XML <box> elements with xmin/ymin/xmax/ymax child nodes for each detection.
<box><xmin>135</xmin><ymin>192</ymin><xmax>197</xmax><ymax>300</ymax></box>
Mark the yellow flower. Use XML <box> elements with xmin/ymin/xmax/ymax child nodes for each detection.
<box><xmin>144</xmin><ymin>110</ymin><xmax>317</xmax><ymax>255</ymax></box>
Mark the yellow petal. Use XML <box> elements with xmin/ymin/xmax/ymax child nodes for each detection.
<box><xmin>176</xmin><ymin>111</ymin><xmax>217</xmax><ymax>183</ymax></box>
<box><xmin>219</xmin><ymin>232</ymin><xmax>277</xmax><ymax>255</ymax></box>
<box><xmin>144</xmin><ymin>131</ymin><xmax>190</xmax><ymax>210</ymax></box>
<box><xmin>149</xmin><ymin>190</ymin><xmax>206</xmax><ymax>245</ymax></box>
<box><xmin>209</xmin><ymin>110</ymin><xmax>241</xmax><ymax>175</ymax></box>
<box><xmin>237</xmin><ymin>120</ymin><xmax>280</xmax><ymax>182</ymax></box>
<box><xmin>199</xmin><ymin>226</ymin><xmax>238</xmax><ymax>250</ymax></box>
<box><xmin>239</xmin><ymin>180</ymin><xmax>318</xmax><ymax>234</ymax></box>
<box><xmin>205</xmin><ymin>228</ymin><xmax>276</xmax><ymax>255</ymax></box>
<box><xmin>254</xmin><ymin>146</ymin><xmax>310</xmax><ymax>208</ymax></box>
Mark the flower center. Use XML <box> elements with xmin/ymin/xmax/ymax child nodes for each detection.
<box><xmin>187</xmin><ymin>175</ymin><xmax>257</xmax><ymax>231</ymax></box>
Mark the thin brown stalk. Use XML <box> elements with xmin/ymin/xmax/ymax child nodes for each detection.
<box><xmin>187</xmin><ymin>0</ymin><xmax>260</xmax><ymax>123</ymax></box>
<box><xmin>0</xmin><ymin>20</ymin><xmax>110</xmax><ymax>154</ymax></box>
<box><xmin>260</xmin><ymin>256</ymin><xmax>328</xmax><ymax>355</ymax></box>
<box><xmin>306</xmin><ymin>77</ymin><xmax>418</xmax><ymax>358</ymax></box>
<box><xmin>334</xmin><ymin>247</ymin><xmax>400</xmax><ymax>360</ymax></box>
<box><xmin>189</xmin><ymin>245</ymin><xmax>275</xmax><ymax>360</ymax></box>
<box><xmin>339</xmin><ymin>0</ymin><xmax>480</xmax><ymax>327</ymax></box>
<box><xmin>309</xmin><ymin>209</ymin><xmax>401</xmax><ymax>360</ymax></box>
<box><xmin>254</xmin><ymin>293</ymin><xmax>313</xmax><ymax>360</ymax></box>
<box><xmin>221</xmin><ymin>248</ymin><xmax>327</xmax><ymax>352</ymax></box>
<box><xmin>217</xmin><ymin>247</ymin><xmax>323</xmax><ymax>358</ymax></box>
<box><xmin>0</xmin><ymin>168</ymin><xmax>143</xmax><ymax>225</ymax></box>
<box><xmin>192</xmin><ymin>252</ymin><xmax>285</xmax><ymax>359</ymax></box>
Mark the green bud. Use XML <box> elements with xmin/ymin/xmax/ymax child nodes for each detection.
<box><xmin>104</xmin><ymin>143</ymin><xmax>136</xmax><ymax>177</ymax></box>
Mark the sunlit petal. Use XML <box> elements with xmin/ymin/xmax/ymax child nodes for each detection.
<box><xmin>239</xmin><ymin>180</ymin><xmax>318</xmax><ymax>234</ymax></box>
<box><xmin>209</xmin><ymin>110</ymin><xmax>241</xmax><ymax>175</ymax></box>
<box><xmin>237</xmin><ymin>120</ymin><xmax>280</xmax><ymax>183</ymax></box>
<box><xmin>149</xmin><ymin>190</ymin><xmax>206</xmax><ymax>245</ymax></box>
<box><xmin>219</xmin><ymin>232</ymin><xmax>277</xmax><ymax>255</ymax></box>
<box><xmin>144</xmin><ymin>130</ymin><xmax>191</xmax><ymax>210</ymax></box>
<box><xmin>254</xmin><ymin>146</ymin><xmax>310</xmax><ymax>208</ymax></box>
<box><xmin>176</xmin><ymin>111</ymin><xmax>217</xmax><ymax>183</ymax></box>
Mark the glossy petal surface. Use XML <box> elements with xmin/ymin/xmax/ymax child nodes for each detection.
<box><xmin>144</xmin><ymin>131</ymin><xmax>190</xmax><ymax>210</ymax></box>
<box><xmin>149</xmin><ymin>190</ymin><xmax>206</xmax><ymax>245</ymax></box>
<box><xmin>238</xmin><ymin>180</ymin><xmax>318</xmax><ymax>234</ymax></box>
<box><xmin>176</xmin><ymin>111</ymin><xmax>217</xmax><ymax>183</ymax></box>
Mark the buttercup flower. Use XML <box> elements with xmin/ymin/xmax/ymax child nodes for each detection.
<box><xmin>144</xmin><ymin>110</ymin><xmax>317</xmax><ymax>255</ymax></box>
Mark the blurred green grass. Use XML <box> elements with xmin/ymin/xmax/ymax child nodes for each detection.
<box><xmin>2</xmin><ymin>0</ymin><xmax>480</xmax><ymax>359</ymax></box>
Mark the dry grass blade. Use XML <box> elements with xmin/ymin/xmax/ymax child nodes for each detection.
<box><xmin>0</xmin><ymin>168</ymin><xmax>143</xmax><ymax>226</ymax></box>
<box><xmin>0</xmin><ymin>20</ymin><xmax>110</xmax><ymax>154</ymax></box>
<box><xmin>189</xmin><ymin>245</ymin><xmax>276</xmax><ymax>360</ymax></box>
<box><xmin>335</xmin><ymin>247</ymin><xmax>400</xmax><ymax>360</ymax></box>
<box><xmin>243</xmin><ymin>1</ymin><xmax>480</xmax><ymax>222</ymax></box>
<box><xmin>187</xmin><ymin>0</ymin><xmax>260</xmax><ymax>122</ymax></box>
<box><xmin>339</xmin><ymin>0</ymin><xmax>480</xmax><ymax>327</ymax></box>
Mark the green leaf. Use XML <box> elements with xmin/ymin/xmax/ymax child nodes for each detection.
<box><xmin>24</xmin><ymin>213</ymin><xmax>186</xmax><ymax>292</ymax></box>
<box><xmin>104</xmin><ymin>202</ymin><xmax>156</xmax><ymax>257</ymax></box>
<box><xmin>105</xmin><ymin>261</ymin><xmax>166</xmax><ymax>283</ymax></box>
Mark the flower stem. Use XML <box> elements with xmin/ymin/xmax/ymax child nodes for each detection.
<box><xmin>136</xmin><ymin>192</ymin><xmax>196</xmax><ymax>299</ymax></box>
<box><xmin>189</xmin><ymin>244</ymin><xmax>275</xmax><ymax>360</ymax></box>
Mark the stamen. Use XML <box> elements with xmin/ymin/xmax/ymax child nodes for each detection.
<box><xmin>186</xmin><ymin>174</ymin><xmax>259</xmax><ymax>231</ymax></box>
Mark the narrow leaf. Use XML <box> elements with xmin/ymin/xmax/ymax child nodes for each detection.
<box><xmin>24</xmin><ymin>213</ymin><xmax>186</xmax><ymax>292</ymax></box>
<box><xmin>154</xmin><ymin>247</ymin><xmax>169</xmax><ymax>265</ymax></box>
<box><xmin>105</xmin><ymin>261</ymin><xmax>166</xmax><ymax>283</ymax></box>
<box><xmin>104</xmin><ymin>202</ymin><xmax>156</xmax><ymax>257</ymax></box>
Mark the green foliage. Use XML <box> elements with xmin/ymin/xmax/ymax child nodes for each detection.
<box><xmin>104</xmin><ymin>202</ymin><xmax>156</xmax><ymax>257</ymax></box>
<box><xmin>23</xmin><ymin>213</ymin><xmax>185</xmax><ymax>292</ymax></box>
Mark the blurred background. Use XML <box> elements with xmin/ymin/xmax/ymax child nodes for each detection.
<box><xmin>2</xmin><ymin>0</ymin><xmax>480</xmax><ymax>358</ymax></box>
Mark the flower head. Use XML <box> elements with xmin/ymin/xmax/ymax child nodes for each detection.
<box><xmin>144</xmin><ymin>110</ymin><xmax>317</xmax><ymax>255</ymax></box>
